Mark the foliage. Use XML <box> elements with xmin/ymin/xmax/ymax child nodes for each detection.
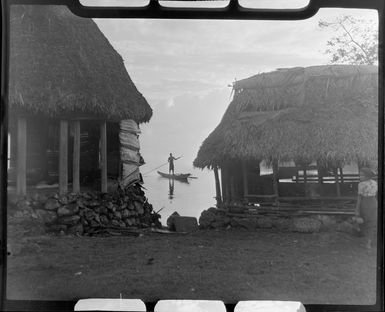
<box><xmin>319</xmin><ymin>15</ymin><xmax>378</xmax><ymax>65</ymax></box>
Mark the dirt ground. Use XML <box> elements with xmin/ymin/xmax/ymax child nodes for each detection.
<box><xmin>6</xmin><ymin>227</ymin><xmax>377</xmax><ymax>305</ymax></box>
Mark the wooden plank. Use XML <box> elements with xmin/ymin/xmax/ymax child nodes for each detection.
<box><xmin>292</xmin><ymin>176</ymin><xmax>359</xmax><ymax>182</ymax></box>
<box><xmin>299</xmin><ymin>174</ymin><xmax>359</xmax><ymax>181</ymax></box>
<box><xmin>278</xmin><ymin>196</ymin><xmax>355</xmax><ymax>201</ymax></box>
<box><xmin>245</xmin><ymin>194</ymin><xmax>277</xmax><ymax>198</ymax></box>
<box><xmin>293</xmin><ymin>177</ymin><xmax>359</xmax><ymax>181</ymax></box>
<box><xmin>100</xmin><ymin>121</ymin><xmax>107</xmax><ymax>193</ymax></box>
<box><xmin>16</xmin><ymin>117</ymin><xmax>27</xmax><ymax>196</ymax></box>
<box><xmin>293</xmin><ymin>173</ymin><xmax>359</xmax><ymax>178</ymax></box>
<box><xmin>226</xmin><ymin>210</ymin><xmax>355</xmax><ymax>218</ymax></box>
<box><xmin>269</xmin><ymin>205</ymin><xmax>354</xmax><ymax>211</ymax></box>
<box><xmin>228</xmin><ymin>204</ymin><xmax>355</xmax><ymax>211</ymax></box>
<box><xmin>214</xmin><ymin>166</ymin><xmax>222</xmax><ymax>205</ymax></box>
<box><xmin>72</xmin><ymin>120</ymin><xmax>80</xmax><ymax>193</ymax></box>
<box><xmin>293</xmin><ymin>175</ymin><xmax>358</xmax><ymax>178</ymax></box>
<box><xmin>276</xmin><ymin>201</ymin><xmax>354</xmax><ymax>207</ymax></box>
<box><xmin>59</xmin><ymin>120</ymin><xmax>68</xmax><ymax>195</ymax></box>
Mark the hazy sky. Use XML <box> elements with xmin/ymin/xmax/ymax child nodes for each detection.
<box><xmin>91</xmin><ymin>5</ymin><xmax>377</xmax><ymax>173</ymax></box>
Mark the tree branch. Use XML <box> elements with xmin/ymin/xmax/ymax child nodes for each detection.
<box><xmin>338</xmin><ymin>20</ymin><xmax>373</xmax><ymax>64</ymax></box>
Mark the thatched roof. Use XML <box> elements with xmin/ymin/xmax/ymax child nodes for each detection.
<box><xmin>194</xmin><ymin>65</ymin><xmax>378</xmax><ymax>169</ymax></box>
<box><xmin>9</xmin><ymin>5</ymin><xmax>152</xmax><ymax>123</ymax></box>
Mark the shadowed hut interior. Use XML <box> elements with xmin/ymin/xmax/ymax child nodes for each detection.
<box><xmin>8</xmin><ymin>5</ymin><xmax>152</xmax><ymax>196</ymax></box>
<box><xmin>194</xmin><ymin>65</ymin><xmax>377</xmax><ymax>212</ymax></box>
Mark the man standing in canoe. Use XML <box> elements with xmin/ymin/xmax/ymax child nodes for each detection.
<box><xmin>168</xmin><ymin>153</ymin><xmax>181</xmax><ymax>175</ymax></box>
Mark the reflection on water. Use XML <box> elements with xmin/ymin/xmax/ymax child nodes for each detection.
<box><xmin>168</xmin><ymin>178</ymin><xmax>174</xmax><ymax>199</ymax></box>
<box><xmin>143</xmin><ymin>169</ymin><xmax>216</xmax><ymax>224</ymax></box>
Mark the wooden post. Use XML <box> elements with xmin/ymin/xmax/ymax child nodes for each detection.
<box><xmin>226</xmin><ymin>173</ymin><xmax>231</xmax><ymax>201</ymax></box>
<box><xmin>72</xmin><ymin>120</ymin><xmax>80</xmax><ymax>193</ymax></box>
<box><xmin>339</xmin><ymin>167</ymin><xmax>344</xmax><ymax>184</ymax></box>
<box><xmin>357</xmin><ymin>159</ymin><xmax>363</xmax><ymax>172</ymax></box>
<box><xmin>224</xmin><ymin>165</ymin><xmax>231</xmax><ymax>203</ymax></box>
<box><xmin>334</xmin><ymin>168</ymin><xmax>341</xmax><ymax>197</ymax></box>
<box><xmin>230</xmin><ymin>176</ymin><xmax>236</xmax><ymax>201</ymax></box>
<box><xmin>100</xmin><ymin>121</ymin><xmax>107</xmax><ymax>193</ymax></box>
<box><xmin>272</xmin><ymin>159</ymin><xmax>279</xmax><ymax>204</ymax></box>
<box><xmin>303</xmin><ymin>166</ymin><xmax>308</xmax><ymax>196</ymax></box>
<box><xmin>317</xmin><ymin>161</ymin><xmax>323</xmax><ymax>184</ymax></box>
<box><xmin>234</xmin><ymin>166</ymin><xmax>240</xmax><ymax>199</ymax></box>
<box><xmin>59</xmin><ymin>120</ymin><xmax>68</xmax><ymax>195</ymax></box>
<box><xmin>214</xmin><ymin>166</ymin><xmax>222</xmax><ymax>206</ymax></box>
<box><xmin>220</xmin><ymin>165</ymin><xmax>226</xmax><ymax>203</ymax></box>
<box><xmin>16</xmin><ymin>117</ymin><xmax>27</xmax><ymax>196</ymax></box>
<box><xmin>242</xmin><ymin>162</ymin><xmax>249</xmax><ymax>198</ymax></box>
<box><xmin>255</xmin><ymin>160</ymin><xmax>261</xmax><ymax>177</ymax></box>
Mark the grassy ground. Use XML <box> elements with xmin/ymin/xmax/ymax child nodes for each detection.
<box><xmin>6</xmin><ymin>227</ymin><xmax>377</xmax><ymax>305</ymax></box>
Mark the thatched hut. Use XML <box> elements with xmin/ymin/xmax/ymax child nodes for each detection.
<box><xmin>194</xmin><ymin>65</ymin><xmax>377</xmax><ymax>208</ymax></box>
<box><xmin>8</xmin><ymin>5</ymin><xmax>152</xmax><ymax>196</ymax></box>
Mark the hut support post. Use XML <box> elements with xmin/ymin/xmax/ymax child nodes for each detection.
<box><xmin>339</xmin><ymin>167</ymin><xmax>344</xmax><ymax>184</ymax></box>
<box><xmin>357</xmin><ymin>160</ymin><xmax>363</xmax><ymax>172</ymax></box>
<box><xmin>334</xmin><ymin>168</ymin><xmax>341</xmax><ymax>197</ymax></box>
<box><xmin>303</xmin><ymin>167</ymin><xmax>307</xmax><ymax>196</ymax></box>
<box><xmin>214</xmin><ymin>166</ymin><xmax>222</xmax><ymax>206</ymax></box>
<box><xmin>226</xmin><ymin>173</ymin><xmax>231</xmax><ymax>202</ymax></box>
<box><xmin>223</xmin><ymin>165</ymin><xmax>231</xmax><ymax>204</ymax></box>
<box><xmin>72</xmin><ymin>120</ymin><xmax>81</xmax><ymax>193</ymax></box>
<box><xmin>59</xmin><ymin>120</ymin><xmax>68</xmax><ymax>195</ymax></box>
<box><xmin>272</xmin><ymin>160</ymin><xmax>279</xmax><ymax>204</ymax></box>
<box><xmin>242</xmin><ymin>162</ymin><xmax>249</xmax><ymax>198</ymax></box>
<box><xmin>317</xmin><ymin>162</ymin><xmax>323</xmax><ymax>184</ymax></box>
<box><xmin>221</xmin><ymin>165</ymin><xmax>227</xmax><ymax>204</ymax></box>
<box><xmin>230</xmin><ymin>176</ymin><xmax>236</xmax><ymax>202</ymax></box>
<box><xmin>100</xmin><ymin>121</ymin><xmax>108</xmax><ymax>193</ymax></box>
<box><xmin>16</xmin><ymin>117</ymin><xmax>27</xmax><ymax>196</ymax></box>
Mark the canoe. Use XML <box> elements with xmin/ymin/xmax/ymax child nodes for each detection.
<box><xmin>157</xmin><ymin>171</ymin><xmax>191</xmax><ymax>181</ymax></box>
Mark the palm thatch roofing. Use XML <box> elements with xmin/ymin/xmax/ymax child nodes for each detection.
<box><xmin>194</xmin><ymin>65</ymin><xmax>378</xmax><ymax>169</ymax></box>
<box><xmin>9</xmin><ymin>5</ymin><xmax>152</xmax><ymax>123</ymax></box>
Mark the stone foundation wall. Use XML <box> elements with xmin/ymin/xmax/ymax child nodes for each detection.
<box><xmin>9</xmin><ymin>184</ymin><xmax>160</xmax><ymax>236</ymax></box>
<box><xmin>199</xmin><ymin>207</ymin><xmax>360</xmax><ymax>234</ymax></box>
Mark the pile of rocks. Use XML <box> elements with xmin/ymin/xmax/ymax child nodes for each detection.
<box><xmin>199</xmin><ymin>208</ymin><xmax>231</xmax><ymax>229</ymax></box>
<box><xmin>199</xmin><ymin>207</ymin><xmax>359</xmax><ymax>234</ymax></box>
<box><xmin>10</xmin><ymin>183</ymin><xmax>161</xmax><ymax>236</ymax></box>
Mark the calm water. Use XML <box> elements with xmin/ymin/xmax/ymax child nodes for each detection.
<box><xmin>142</xmin><ymin>168</ymin><xmax>216</xmax><ymax>225</ymax></box>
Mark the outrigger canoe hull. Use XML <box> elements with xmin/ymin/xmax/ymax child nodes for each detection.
<box><xmin>157</xmin><ymin>171</ymin><xmax>191</xmax><ymax>181</ymax></box>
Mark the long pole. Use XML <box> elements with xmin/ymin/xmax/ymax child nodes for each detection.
<box><xmin>142</xmin><ymin>156</ymin><xmax>183</xmax><ymax>176</ymax></box>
